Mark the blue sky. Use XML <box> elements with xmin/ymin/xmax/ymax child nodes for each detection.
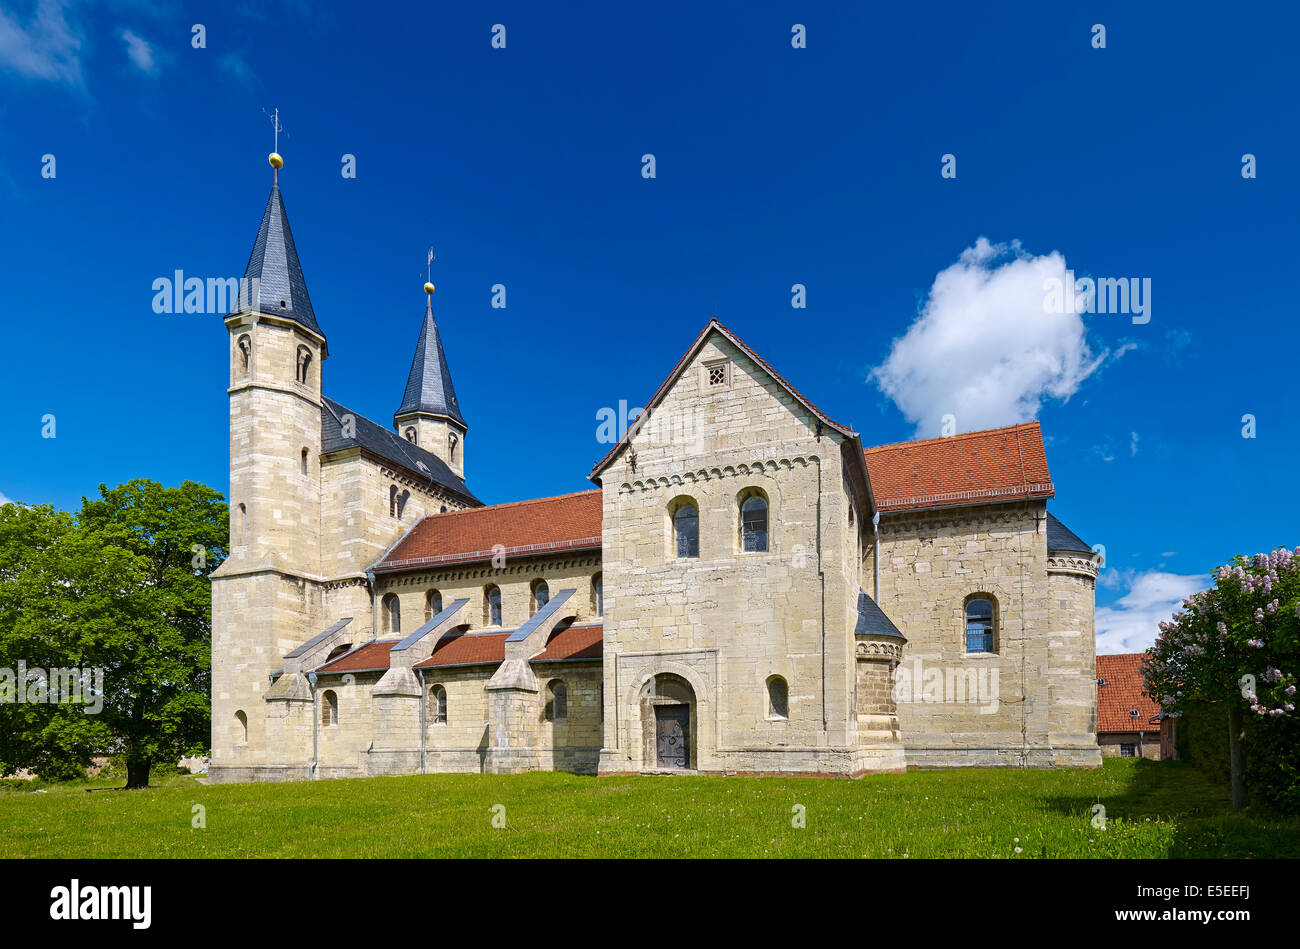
<box><xmin>1</xmin><ymin>0</ymin><xmax>1296</xmax><ymax>651</ymax></box>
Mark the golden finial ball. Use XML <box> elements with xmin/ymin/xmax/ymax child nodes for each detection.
<box><xmin>268</xmin><ymin>152</ymin><xmax>284</xmax><ymax>169</ymax></box>
<box><xmin>424</xmin><ymin>282</ymin><xmax>435</xmax><ymax>295</ymax></box>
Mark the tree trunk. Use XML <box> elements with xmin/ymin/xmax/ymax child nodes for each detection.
<box><xmin>1227</xmin><ymin>705</ymin><xmax>1246</xmax><ymax>809</ymax></box>
<box><xmin>125</xmin><ymin>757</ymin><xmax>151</xmax><ymax>790</ymax></box>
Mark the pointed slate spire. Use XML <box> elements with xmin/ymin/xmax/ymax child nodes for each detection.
<box><xmin>396</xmin><ymin>290</ymin><xmax>464</xmax><ymax>426</ymax></box>
<box><xmin>231</xmin><ymin>181</ymin><xmax>324</xmax><ymax>340</ymax></box>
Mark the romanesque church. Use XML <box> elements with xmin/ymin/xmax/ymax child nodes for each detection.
<box><xmin>209</xmin><ymin>159</ymin><xmax>1103</xmax><ymax>782</ymax></box>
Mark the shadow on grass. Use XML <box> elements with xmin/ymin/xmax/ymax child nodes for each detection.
<box><xmin>1046</xmin><ymin>759</ymin><xmax>1300</xmax><ymax>858</ymax></box>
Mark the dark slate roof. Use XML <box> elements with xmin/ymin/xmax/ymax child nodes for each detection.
<box><xmin>321</xmin><ymin>396</ymin><xmax>480</xmax><ymax>505</ymax></box>
<box><xmin>392</xmin><ymin>598</ymin><xmax>470</xmax><ymax>653</ymax></box>
<box><xmin>854</xmin><ymin>590</ymin><xmax>906</xmax><ymax>640</ymax></box>
<box><xmin>284</xmin><ymin>617</ymin><xmax>353</xmax><ymax>659</ymax></box>
<box><xmin>506</xmin><ymin>588</ymin><xmax>576</xmax><ymax>642</ymax></box>
<box><xmin>395</xmin><ymin>296</ymin><xmax>465</xmax><ymax>426</ymax></box>
<box><xmin>230</xmin><ymin>184</ymin><xmax>323</xmax><ymax>339</ymax></box>
<box><xmin>1046</xmin><ymin>512</ymin><xmax>1093</xmax><ymax>553</ymax></box>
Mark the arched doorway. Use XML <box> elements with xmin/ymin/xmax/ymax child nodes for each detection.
<box><xmin>639</xmin><ymin>673</ymin><xmax>695</xmax><ymax>770</ymax></box>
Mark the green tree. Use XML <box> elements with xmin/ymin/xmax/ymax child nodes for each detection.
<box><xmin>1144</xmin><ymin>547</ymin><xmax>1299</xmax><ymax>808</ymax></box>
<box><xmin>0</xmin><ymin>480</ymin><xmax>227</xmax><ymax>788</ymax></box>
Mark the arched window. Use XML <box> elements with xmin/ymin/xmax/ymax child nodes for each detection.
<box><xmin>545</xmin><ymin>680</ymin><xmax>567</xmax><ymax>723</ymax></box>
<box><xmin>322</xmin><ymin>689</ymin><xmax>338</xmax><ymax>726</ymax></box>
<box><xmin>766</xmin><ymin>675</ymin><xmax>789</xmax><ymax>719</ymax></box>
<box><xmin>237</xmin><ymin>334</ymin><xmax>251</xmax><ymax>374</ymax></box>
<box><xmin>301</xmin><ymin>448</ymin><xmax>309</xmax><ymax>476</ymax></box>
<box><xmin>389</xmin><ymin>484</ymin><xmax>399</xmax><ymax>518</ymax></box>
<box><xmin>430</xmin><ymin>684</ymin><xmax>447</xmax><ymax>725</ymax></box>
<box><xmin>485</xmin><ymin>584</ymin><xmax>502</xmax><ymax>626</ymax></box>
<box><xmin>236</xmin><ymin>503</ymin><xmax>246</xmax><ymax>543</ymax></box>
<box><xmin>439</xmin><ymin>505</ymin><xmax>448</xmax><ymax>513</ymax></box>
<box><xmin>672</xmin><ymin>499</ymin><xmax>699</xmax><ymax>559</ymax></box>
<box><xmin>397</xmin><ymin>489</ymin><xmax>411</xmax><ymax>520</ymax></box>
<box><xmin>532</xmin><ymin>579</ymin><xmax>550</xmax><ymax>614</ymax></box>
<box><xmin>449</xmin><ymin>431</ymin><xmax>459</xmax><ymax>465</ymax></box>
<box><xmin>382</xmin><ymin>593</ymin><xmax>400</xmax><ymax>635</ymax></box>
<box><xmin>404</xmin><ymin>426</ymin><xmax>417</xmax><ymax>444</ymax></box>
<box><xmin>591</xmin><ymin>572</ymin><xmax>603</xmax><ymax>616</ymax></box>
<box><xmin>425</xmin><ymin>589</ymin><xmax>443</xmax><ymax>622</ymax></box>
<box><xmin>296</xmin><ymin>345</ymin><xmax>312</xmax><ymax>385</ymax></box>
<box><xmin>234</xmin><ymin>709</ymin><xmax>248</xmax><ymax>743</ymax></box>
<box><xmin>740</xmin><ymin>491</ymin><xmax>769</xmax><ymax>553</ymax></box>
<box><xmin>965</xmin><ymin>597</ymin><xmax>996</xmax><ymax>654</ymax></box>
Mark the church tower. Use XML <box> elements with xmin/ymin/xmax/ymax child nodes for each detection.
<box><xmin>393</xmin><ymin>283</ymin><xmax>467</xmax><ymax>479</ymax></box>
<box><xmin>210</xmin><ymin>147</ymin><xmax>327</xmax><ymax>779</ymax></box>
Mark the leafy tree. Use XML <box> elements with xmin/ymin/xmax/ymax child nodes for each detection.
<box><xmin>1144</xmin><ymin>546</ymin><xmax>1299</xmax><ymax>808</ymax></box>
<box><xmin>0</xmin><ymin>480</ymin><xmax>227</xmax><ymax>788</ymax></box>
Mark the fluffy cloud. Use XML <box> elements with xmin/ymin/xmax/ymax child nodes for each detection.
<box><xmin>0</xmin><ymin>0</ymin><xmax>84</xmax><ymax>87</ymax></box>
<box><xmin>120</xmin><ymin>28</ymin><xmax>157</xmax><ymax>76</ymax></box>
<box><xmin>1095</xmin><ymin>569</ymin><xmax>1208</xmax><ymax>654</ymax></box>
<box><xmin>871</xmin><ymin>238</ymin><xmax>1106</xmax><ymax>437</ymax></box>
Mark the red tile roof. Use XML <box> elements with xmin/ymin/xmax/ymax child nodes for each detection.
<box><xmin>415</xmin><ymin>631</ymin><xmax>509</xmax><ymax>669</ymax></box>
<box><xmin>589</xmin><ymin>319</ymin><xmax>855</xmax><ymax>479</ymax></box>
<box><xmin>377</xmin><ymin>490</ymin><xmax>602</xmax><ymax>571</ymax></box>
<box><xmin>864</xmin><ymin>421</ymin><xmax>1054</xmax><ymax>513</ymax></box>
<box><xmin>316</xmin><ymin>640</ymin><xmax>400</xmax><ymax>674</ymax></box>
<box><xmin>1096</xmin><ymin>653</ymin><xmax>1162</xmax><ymax>733</ymax></box>
<box><xmin>413</xmin><ymin>623</ymin><xmax>606</xmax><ymax>669</ymax></box>
<box><xmin>534</xmin><ymin>624</ymin><xmax>604</xmax><ymax>662</ymax></box>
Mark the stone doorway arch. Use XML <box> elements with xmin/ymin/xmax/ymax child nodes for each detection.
<box><xmin>639</xmin><ymin>673</ymin><xmax>695</xmax><ymax>770</ymax></box>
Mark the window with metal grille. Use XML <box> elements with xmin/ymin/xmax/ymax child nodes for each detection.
<box><xmin>1120</xmin><ymin>743</ymin><xmax>1136</xmax><ymax>757</ymax></box>
<box><xmin>431</xmin><ymin>684</ymin><xmax>447</xmax><ymax>725</ymax></box>
<box><xmin>545</xmin><ymin>681</ymin><xmax>567</xmax><ymax>722</ymax></box>
<box><xmin>674</xmin><ymin>504</ymin><xmax>699</xmax><ymax>558</ymax></box>
<box><xmin>741</xmin><ymin>495</ymin><xmax>768</xmax><ymax>552</ymax></box>
<box><xmin>707</xmin><ymin>363</ymin><xmax>726</xmax><ymax>386</ymax></box>
<box><xmin>767</xmin><ymin>675</ymin><xmax>789</xmax><ymax>719</ymax></box>
<box><xmin>965</xmin><ymin>598</ymin><xmax>995</xmax><ymax>653</ymax></box>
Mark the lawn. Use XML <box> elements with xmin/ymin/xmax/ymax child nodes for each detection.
<box><xmin>0</xmin><ymin>758</ymin><xmax>1295</xmax><ymax>858</ymax></box>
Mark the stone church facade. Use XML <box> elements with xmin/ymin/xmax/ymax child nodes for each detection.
<box><xmin>208</xmin><ymin>169</ymin><xmax>1103</xmax><ymax>783</ymax></box>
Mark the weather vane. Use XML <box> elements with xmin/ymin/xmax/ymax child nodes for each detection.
<box><xmin>425</xmin><ymin>247</ymin><xmax>436</xmax><ymax>296</ymax></box>
<box><xmin>262</xmin><ymin>107</ymin><xmax>289</xmax><ymax>182</ymax></box>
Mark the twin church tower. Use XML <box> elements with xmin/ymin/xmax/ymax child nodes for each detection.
<box><xmin>210</xmin><ymin>152</ymin><xmax>484</xmax><ymax>779</ymax></box>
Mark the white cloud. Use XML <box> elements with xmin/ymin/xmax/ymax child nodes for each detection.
<box><xmin>0</xmin><ymin>0</ymin><xmax>84</xmax><ymax>87</ymax></box>
<box><xmin>1130</xmin><ymin>431</ymin><xmax>1139</xmax><ymax>456</ymax></box>
<box><xmin>1095</xmin><ymin>569</ymin><xmax>1208</xmax><ymax>654</ymax></box>
<box><xmin>0</xmin><ymin>490</ymin><xmax>10</xmax><ymax>506</ymax></box>
<box><xmin>119</xmin><ymin>28</ymin><xmax>157</xmax><ymax>75</ymax></box>
<box><xmin>219</xmin><ymin>51</ymin><xmax>256</xmax><ymax>86</ymax></box>
<box><xmin>870</xmin><ymin>237</ymin><xmax>1106</xmax><ymax>437</ymax></box>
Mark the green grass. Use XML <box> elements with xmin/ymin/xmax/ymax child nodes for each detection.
<box><xmin>0</xmin><ymin>758</ymin><xmax>1295</xmax><ymax>858</ymax></box>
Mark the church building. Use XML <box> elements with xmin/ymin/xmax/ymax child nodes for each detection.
<box><xmin>209</xmin><ymin>155</ymin><xmax>1103</xmax><ymax>782</ymax></box>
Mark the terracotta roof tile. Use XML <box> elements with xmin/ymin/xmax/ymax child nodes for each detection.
<box><xmin>316</xmin><ymin>640</ymin><xmax>399</xmax><ymax>674</ymax></box>
<box><xmin>377</xmin><ymin>490</ymin><xmax>602</xmax><ymax>571</ymax></box>
<box><xmin>534</xmin><ymin>624</ymin><xmax>604</xmax><ymax>662</ymax></box>
<box><xmin>864</xmin><ymin>421</ymin><xmax>1053</xmax><ymax>512</ymax></box>
<box><xmin>1096</xmin><ymin>653</ymin><xmax>1162</xmax><ymax>733</ymax></box>
<box><xmin>415</xmin><ymin>631</ymin><xmax>510</xmax><ymax>669</ymax></box>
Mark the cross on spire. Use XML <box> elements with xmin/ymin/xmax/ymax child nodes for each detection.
<box><xmin>262</xmin><ymin>107</ymin><xmax>289</xmax><ymax>183</ymax></box>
